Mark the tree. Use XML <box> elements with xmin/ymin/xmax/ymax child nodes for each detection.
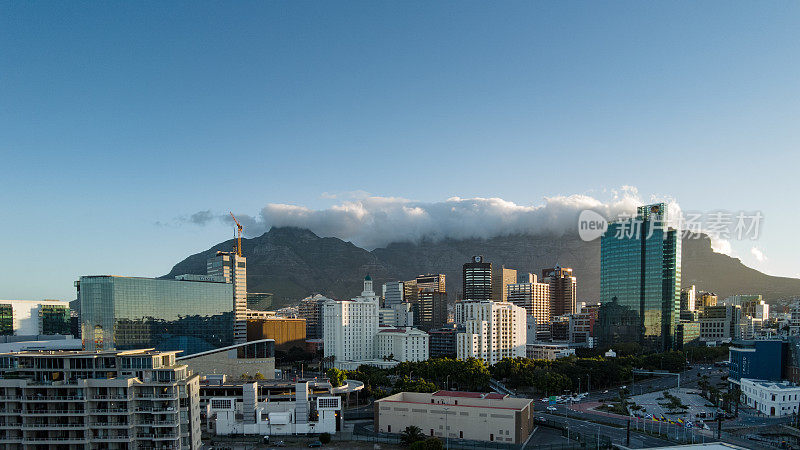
<box><xmin>253</xmin><ymin>372</ymin><xmax>265</xmax><ymax>380</ymax></box>
<box><xmin>326</xmin><ymin>368</ymin><xmax>346</xmax><ymax>388</ymax></box>
<box><xmin>319</xmin><ymin>432</ymin><xmax>331</xmax><ymax>444</ymax></box>
<box><xmin>410</xmin><ymin>437</ymin><xmax>443</xmax><ymax>450</ymax></box>
<box><xmin>400</xmin><ymin>425</ymin><xmax>425</xmax><ymax>447</ymax></box>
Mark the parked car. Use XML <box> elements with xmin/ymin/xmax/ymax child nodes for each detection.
<box><xmin>308</xmin><ymin>441</ymin><xmax>323</xmax><ymax>448</ymax></box>
<box><xmin>274</xmin><ymin>441</ymin><xmax>286</xmax><ymax>447</ymax></box>
<box><xmin>547</xmin><ymin>406</ymin><xmax>558</xmax><ymax>411</ymax></box>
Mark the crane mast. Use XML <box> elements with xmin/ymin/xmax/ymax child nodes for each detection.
<box><xmin>229</xmin><ymin>211</ymin><xmax>243</xmax><ymax>257</ymax></box>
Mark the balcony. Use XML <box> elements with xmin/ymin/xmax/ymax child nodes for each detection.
<box><xmin>22</xmin><ymin>409</ymin><xmax>86</xmax><ymax>416</ymax></box>
<box><xmin>90</xmin><ymin>408</ymin><xmax>130</xmax><ymax>414</ymax></box>
<box><xmin>22</xmin><ymin>423</ymin><xmax>88</xmax><ymax>429</ymax></box>
<box><xmin>91</xmin><ymin>395</ymin><xmax>129</xmax><ymax>400</ymax></box>
<box><xmin>24</xmin><ymin>395</ymin><xmax>85</xmax><ymax>401</ymax></box>
<box><xmin>92</xmin><ymin>435</ymin><xmax>133</xmax><ymax>442</ymax></box>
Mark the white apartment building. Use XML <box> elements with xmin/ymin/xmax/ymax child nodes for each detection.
<box><xmin>0</xmin><ymin>349</ymin><xmax>202</xmax><ymax>448</ymax></box>
<box><xmin>374</xmin><ymin>327</ymin><xmax>429</xmax><ymax>362</ymax></box>
<box><xmin>207</xmin><ymin>381</ymin><xmax>341</xmax><ymax>436</ymax></box>
<box><xmin>526</xmin><ymin>343</ymin><xmax>575</xmax><ymax>360</ymax></box>
<box><xmin>455</xmin><ymin>301</ymin><xmax>526</xmax><ymax>365</ymax></box>
<box><xmin>323</xmin><ymin>276</ymin><xmax>380</xmax><ymax>364</ymax></box>
<box><xmin>740</xmin><ymin>378</ymin><xmax>800</xmax><ymax>417</ymax></box>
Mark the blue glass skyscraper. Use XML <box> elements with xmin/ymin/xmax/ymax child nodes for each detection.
<box><xmin>598</xmin><ymin>203</ymin><xmax>681</xmax><ymax>353</ymax></box>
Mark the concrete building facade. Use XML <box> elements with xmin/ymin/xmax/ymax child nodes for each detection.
<box><xmin>374</xmin><ymin>391</ymin><xmax>534</xmax><ymax>444</ymax></box>
<box><xmin>374</xmin><ymin>327</ymin><xmax>429</xmax><ymax>362</ymax></box>
<box><xmin>455</xmin><ymin>301</ymin><xmax>526</xmax><ymax>365</ymax></box>
<box><xmin>177</xmin><ymin>339</ymin><xmax>276</xmax><ymax>381</ymax></box>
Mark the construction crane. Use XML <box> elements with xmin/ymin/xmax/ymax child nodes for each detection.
<box><xmin>229</xmin><ymin>211</ymin><xmax>243</xmax><ymax>257</ymax></box>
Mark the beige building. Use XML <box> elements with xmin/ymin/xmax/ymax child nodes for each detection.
<box><xmin>0</xmin><ymin>348</ymin><xmax>201</xmax><ymax>448</ymax></box>
<box><xmin>177</xmin><ymin>339</ymin><xmax>275</xmax><ymax>380</ymax></box>
<box><xmin>455</xmin><ymin>301</ymin><xmax>526</xmax><ymax>365</ymax></box>
<box><xmin>374</xmin><ymin>391</ymin><xmax>534</xmax><ymax>444</ymax></box>
<box><xmin>507</xmin><ymin>277</ymin><xmax>551</xmax><ymax>334</ymax></box>
<box><xmin>491</xmin><ymin>266</ymin><xmax>517</xmax><ymax>302</ymax></box>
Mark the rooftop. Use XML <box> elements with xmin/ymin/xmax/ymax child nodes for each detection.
<box><xmin>0</xmin><ymin>348</ymin><xmax>179</xmax><ymax>358</ymax></box>
<box><xmin>432</xmin><ymin>390</ymin><xmax>507</xmax><ymax>399</ymax></box>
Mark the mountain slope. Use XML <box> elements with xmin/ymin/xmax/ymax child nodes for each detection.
<box><xmin>164</xmin><ymin>227</ymin><xmax>800</xmax><ymax>305</ymax></box>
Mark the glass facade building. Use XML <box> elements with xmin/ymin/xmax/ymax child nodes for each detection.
<box><xmin>598</xmin><ymin>203</ymin><xmax>681</xmax><ymax>353</ymax></box>
<box><xmin>0</xmin><ymin>305</ymin><xmax>11</xmax><ymax>336</ymax></box>
<box><xmin>78</xmin><ymin>276</ymin><xmax>234</xmax><ymax>356</ymax></box>
<box><xmin>463</xmin><ymin>256</ymin><xmax>492</xmax><ymax>302</ymax></box>
<box><xmin>40</xmin><ymin>304</ymin><xmax>71</xmax><ymax>335</ymax></box>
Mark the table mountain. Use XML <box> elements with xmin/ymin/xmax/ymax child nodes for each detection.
<box><xmin>164</xmin><ymin>227</ymin><xmax>800</xmax><ymax>307</ymax></box>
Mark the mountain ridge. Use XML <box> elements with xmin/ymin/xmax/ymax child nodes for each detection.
<box><xmin>163</xmin><ymin>226</ymin><xmax>800</xmax><ymax>308</ymax></box>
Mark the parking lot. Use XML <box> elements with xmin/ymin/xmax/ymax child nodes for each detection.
<box><xmin>629</xmin><ymin>387</ymin><xmax>717</xmax><ymax>421</ymax></box>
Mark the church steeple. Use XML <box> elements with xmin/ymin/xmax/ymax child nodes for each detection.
<box><xmin>362</xmin><ymin>274</ymin><xmax>374</xmax><ymax>296</ymax></box>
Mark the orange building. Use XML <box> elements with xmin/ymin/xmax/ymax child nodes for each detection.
<box><xmin>247</xmin><ymin>317</ymin><xmax>307</xmax><ymax>351</ymax></box>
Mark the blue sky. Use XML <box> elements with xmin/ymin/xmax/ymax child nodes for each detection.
<box><xmin>1</xmin><ymin>1</ymin><xmax>798</xmax><ymax>300</ymax></box>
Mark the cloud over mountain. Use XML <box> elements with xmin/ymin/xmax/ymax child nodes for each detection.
<box><xmin>185</xmin><ymin>187</ymin><xmax>693</xmax><ymax>250</ymax></box>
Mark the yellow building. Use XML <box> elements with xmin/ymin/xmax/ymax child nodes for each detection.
<box><xmin>247</xmin><ymin>317</ymin><xmax>306</xmax><ymax>351</ymax></box>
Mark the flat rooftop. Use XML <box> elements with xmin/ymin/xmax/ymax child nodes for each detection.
<box><xmin>377</xmin><ymin>391</ymin><xmax>531</xmax><ymax>411</ymax></box>
<box><xmin>0</xmin><ymin>348</ymin><xmax>180</xmax><ymax>358</ymax></box>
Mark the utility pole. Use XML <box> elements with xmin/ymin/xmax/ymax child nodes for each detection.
<box><xmin>626</xmin><ymin>418</ymin><xmax>631</xmax><ymax>447</ymax></box>
<box><xmin>716</xmin><ymin>412</ymin><xmax>722</xmax><ymax>440</ymax></box>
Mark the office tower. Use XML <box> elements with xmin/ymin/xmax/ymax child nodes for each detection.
<box><xmin>207</xmin><ymin>251</ymin><xmax>248</xmax><ymax>343</ymax></box>
<box><xmin>403</xmin><ymin>280</ymin><xmax>419</xmax><ymax>304</ymax></box>
<box><xmin>322</xmin><ymin>276</ymin><xmax>380</xmax><ymax>362</ymax></box>
<box><xmin>455</xmin><ymin>301</ymin><xmax>526</xmax><ymax>365</ymax></box>
<box><xmin>491</xmin><ymin>266</ymin><xmax>517</xmax><ymax>302</ymax></box>
<box><xmin>598</xmin><ymin>203</ymin><xmax>681</xmax><ymax>352</ymax></box>
<box><xmin>541</xmin><ymin>267</ymin><xmax>577</xmax><ymax>317</ymax></box>
<box><xmin>463</xmin><ymin>256</ymin><xmax>492</xmax><ymax>302</ymax></box>
<box><xmin>0</xmin><ymin>299</ymin><xmax>72</xmax><ymax>336</ymax></box>
<box><xmin>246</xmin><ymin>292</ymin><xmax>273</xmax><ymax>311</ymax></box>
<box><xmin>695</xmin><ymin>292</ymin><xmax>717</xmax><ymax>312</ymax></box>
<box><xmin>507</xmin><ymin>278</ymin><xmax>550</xmax><ymax>340</ymax></box>
<box><xmin>298</xmin><ymin>294</ymin><xmax>331</xmax><ymax>340</ymax></box>
<box><xmin>379</xmin><ymin>302</ymin><xmax>414</xmax><ymax>327</ymax></box>
<box><xmin>680</xmin><ymin>285</ymin><xmax>696</xmax><ymax>312</ymax></box>
<box><xmin>382</xmin><ymin>281</ymin><xmax>404</xmax><ymax>307</ymax></box>
<box><xmin>417</xmin><ymin>289</ymin><xmax>448</xmax><ymax>331</ymax></box>
<box><xmin>0</xmin><ymin>349</ymin><xmax>201</xmax><ymax>448</ymax></box>
<box><xmin>700</xmin><ymin>305</ymin><xmax>742</xmax><ymax>341</ymax></box>
<box><xmin>428</xmin><ymin>324</ymin><xmax>461</xmax><ymax>359</ymax></box>
<box><xmin>727</xmin><ymin>295</ymin><xmax>768</xmax><ymax>319</ymax></box>
<box><xmin>78</xmin><ymin>275</ymin><xmax>234</xmax><ymax>355</ymax></box>
<box><xmin>550</xmin><ymin>315</ymin><xmax>570</xmax><ymax>341</ymax></box>
<box><xmin>416</xmin><ymin>274</ymin><xmax>446</xmax><ymax>293</ymax></box>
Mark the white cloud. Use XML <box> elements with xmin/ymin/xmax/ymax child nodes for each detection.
<box><xmin>750</xmin><ymin>246</ymin><xmax>767</xmax><ymax>262</ymax></box>
<box><xmin>188</xmin><ymin>187</ymin><xmax>679</xmax><ymax>249</ymax></box>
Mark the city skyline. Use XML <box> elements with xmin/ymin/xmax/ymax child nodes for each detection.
<box><xmin>3</xmin><ymin>1</ymin><xmax>799</xmax><ymax>300</ymax></box>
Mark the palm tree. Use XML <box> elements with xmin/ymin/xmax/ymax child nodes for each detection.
<box><xmin>400</xmin><ymin>425</ymin><xmax>425</xmax><ymax>446</ymax></box>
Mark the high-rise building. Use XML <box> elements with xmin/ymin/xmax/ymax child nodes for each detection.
<box><xmin>378</xmin><ymin>302</ymin><xmax>414</xmax><ymax>327</ymax></box>
<box><xmin>416</xmin><ymin>274</ymin><xmax>446</xmax><ymax>293</ymax></box>
<box><xmin>0</xmin><ymin>348</ymin><xmax>201</xmax><ymax>448</ymax></box>
<box><xmin>403</xmin><ymin>280</ymin><xmax>419</xmax><ymax>305</ymax></box>
<box><xmin>598</xmin><ymin>203</ymin><xmax>681</xmax><ymax>352</ymax></box>
<box><xmin>246</xmin><ymin>292</ymin><xmax>273</xmax><ymax>311</ymax></box>
<box><xmin>491</xmin><ymin>266</ymin><xmax>517</xmax><ymax>302</ymax></box>
<box><xmin>506</xmin><ymin>278</ymin><xmax>550</xmax><ymax>339</ymax></box>
<box><xmin>455</xmin><ymin>301</ymin><xmax>526</xmax><ymax>365</ymax></box>
<box><xmin>207</xmin><ymin>252</ymin><xmax>248</xmax><ymax>343</ymax></box>
<box><xmin>695</xmin><ymin>292</ymin><xmax>718</xmax><ymax>312</ymax></box>
<box><xmin>298</xmin><ymin>294</ymin><xmax>331</xmax><ymax>340</ymax></box>
<box><xmin>428</xmin><ymin>324</ymin><xmax>461</xmax><ymax>359</ymax></box>
<box><xmin>541</xmin><ymin>267</ymin><xmax>577</xmax><ymax>317</ymax></box>
<box><xmin>680</xmin><ymin>285</ymin><xmax>696</xmax><ymax>312</ymax></box>
<box><xmin>417</xmin><ymin>289</ymin><xmax>448</xmax><ymax>331</ymax></box>
<box><xmin>322</xmin><ymin>276</ymin><xmax>380</xmax><ymax>363</ymax></box>
<box><xmin>382</xmin><ymin>281</ymin><xmax>404</xmax><ymax>307</ymax></box>
<box><xmin>463</xmin><ymin>256</ymin><xmax>492</xmax><ymax>302</ymax></box>
<box><xmin>699</xmin><ymin>305</ymin><xmax>741</xmax><ymax>341</ymax></box>
<box><xmin>78</xmin><ymin>275</ymin><xmax>234</xmax><ymax>355</ymax></box>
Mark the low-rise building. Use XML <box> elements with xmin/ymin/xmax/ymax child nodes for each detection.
<box><xmin>0</xmin><ymin>349</ymin><xmax>201</xmax><ymax>448</ymax></box>
<box><xmin>375</xmin><ymin>391</ymin><xmax>533</xmax><ymax>444</ymax></box>
<box><xmin>526</xmin><ymin>343</ymin><xmax>575</xmax><ymax>360</ymax></box>
<box><xmin>375</xmin><ymin>327</ymin><xmax>429</xmax><ymax>362</ymax></box>
<box><xmin>177</xmin><ymin>339</ymin><xmax>276</xmax><ymax>380</ymax></box>
<box><xmin>740</xmin><ymin>378</ymin><xmax>800</xmax><ymax>417</ymax></box>
<box><xmin>207</xmin><ymin>381</ymin><xmax>342</xmax><ymax>435</ymax></box>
